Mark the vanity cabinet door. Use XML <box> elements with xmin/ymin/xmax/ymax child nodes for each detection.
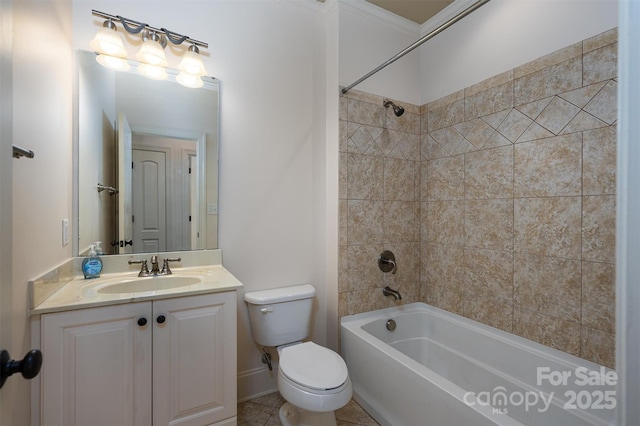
<box><xmin>152</xmin><ymin>291</ymin><xmax>237</xmax><ymax>426</ymax></box>
<box><xmin>41</xmin><ymin>302</ymin><xmax>153</xmax><ymax>426</ymax></box>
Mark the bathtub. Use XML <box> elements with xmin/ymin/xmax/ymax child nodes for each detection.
<box><xmin>341</xmin><ymin>303</ymin><xmax>615</xmax><ymax>426</ymax></box>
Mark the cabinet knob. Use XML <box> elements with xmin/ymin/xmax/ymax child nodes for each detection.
<box><xmin>137</xmin><ymin>317</ymin><xmax>148</xmax><ymax>327</ymax></box>
<box><xmin>157</xmin><ymin>315</ymin><xmax>166</xmax><ymax>324</ymax></box>
<box><xmin>0</xmin><ymin>349</ymin><xmax>42</xmax><ymax>388</ymax></box>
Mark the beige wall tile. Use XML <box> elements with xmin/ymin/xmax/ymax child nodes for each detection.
<box><xmin>421</xmin><ymin>134</ymin><xmax>448</xmax><ymax>161</ymax></box>
<box><xmin>464</xmin><ymin>248</ymin><xmax>513</xmax><ymax>302</ymax></box>
<box><xmin>584</xmin><ymin>125</ymin><xmax>617</xmax><ymax>195</ymax></box>
<box><xmin>463</xmin><ymin>296</ymin><xmax>513</xmax><ymax>333</ymax></box>
<box><xmin>514</xmin><ymin>42</ymin><xmax>582</xmax><ymax>79</ymax></box>
<box><xmin>581</xmin><ymin>326</ymin><xmax>615</xmax><ymax>368</ymax></box>
<box><xmin>514</xmin><ymin>309</ymin><xmax>581</xmax><ymax>356</ymax></box>
<box><xmin>339</xmin><ymin>153</ymin><xmax>348</xmax><ymax>199</ymax></box>
<box><xmin>497</xmin><ymin>109</ymin><xmax>533</xmax><ymax>142</ymax></box>
<box><xmin>535</xmin><ymin>96</ymin><xmax>581</xmax><ymax>134</ymax></box>
<box><xmin>427</xmin><ymin>155</ymin><xmax>464</xmax><ymax>201</ymax></box>
<box><xmin>338</xmin><ymin>245</ymin><xmax>348</xmax><ymax>291</ymax></box>
<box><xmin>583</xmin><ymin>80</ymin><xmax>617</xmax><ymax>125</ymax></box>
<box><xmin>582</xmin><ymin>195</ymin><xmax>616</xmax><ymax>263</ymax></box>
<box><xmin>347</xmin><ymin>153</ymin><xmax>384</xmax><ymax>200</ymax></box>
<box><xmin>466</xmin><ymin>69</ymin><xmax>514</xmax><ymax>97</ymax></box>
<box><xmin>465</xmin><ymin>81</ymin><xmax>514</xmax><ymax>121</ymax></box>
<box><xmin>427</xmin><ymin>282</ymin><xmax>465</xmax><ymax>316</ymax></box>
<box><xmin>347</xmin><ymin>98</ymin><xmax>385</xmax><ymax>127</ymax></box>
<box><xmin>558</xmin><ymin>81</ymin><xmax>607</xmax><ymax>109</ymax></box>
<box><xmin>428</xmin><ymin>99</ymin><xmax>465</xmax><ymax>132</ymax></box>
<box><xmin>425</xmin><ymin>243</ymin><xmax>465</xmax><ymax>288</ymax></box>
<box><xmin>514</xmin><ymin>133</ymin><xmax>582</xmax><ymax>197</ymax></box>
<box><xmin>582</xmin><ymin>261</ymin><xmax>615</xmax><ymax>334</ymax></box>
<box><xmin>339</xmin><ymin>200</ymin><xmax>348</xmax><ymax>245</ymax></box>
<box><xmin>514</xmin><ymin>57</ymin><xmax>582</xmax><ymax>106</ymax></box>
<box><xmin>427</xmin><ymin>200</ymin><xmax>464</xmax><ymax>245</ymax></box>
<box><xmin>514</xmin><ymin>196</ymin><xmax>582</xmax><ymax>259</ymax></box>
<box><xmin>347</xmin><ymin>123</ymin><xmax>383</xmax><ymax>155</ymax></box>
<box><xmin>339</xmin><ymin>119</ymin><xmax>348</xmax><ymax>152</ymax></box>
<box><xmin>386</xmin><ymin>110</ymin><xmax>420</xmax><ymax>134</ymax></box>
<box><xmin>384</xmin><ymin>158</ymin><xmax>418</xmax><ymax>202</ymax></box>
<box><xmin>465</xmin><ymin>119</ymin><xmax>495</xmax><ymax>148</ymax></box>
<box><xmin>514</xmin><ymin>253</ymin><xmax>581</xmax><ymax>322</ymax></box>
<box><xmin>347</xmin><ymin>200</ymin><xmax>384</xmax><ymax>244</ymax></box>
<box><xmin>465</xmin><ymin>145</ymin><xmax>514</xmax><ymax>199</ymax></box>
<box><xmin>384</xmin><ymin>201</ymin><xmax>420</xmax><ymax>242</ymax></box>
<box><xmin>427</xmin><ymin>89</ymin><xmax>464</xmax><ymax>112</ymax></box>
<box><xmin>584</xmin><ymin>27</ymin><xmax>618</xmax><ymax>54</ymax></box>
<box><xmin>465</xmin><ymin>199</ymin><xmax>514</xmax><ymax>251</ymax></box>
<box><xmin>429</xmin><ymin>127</ymin><xmax>464</xmax><ymax>156</ymax></box>
<box><xmin>583</xmin><ymin>43</ymin><xmax>617</xmax><ymax>85</ymax></box>
<box><xmin>345</xmin><ymin>244</ymin><xmax>383</xmax><ymax>293</ymax></box>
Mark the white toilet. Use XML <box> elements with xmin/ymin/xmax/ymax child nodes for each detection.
<box><xmin>244</xmin><ymin>284</ymin><xmax>352</xmax><ymax>426</ymax></box>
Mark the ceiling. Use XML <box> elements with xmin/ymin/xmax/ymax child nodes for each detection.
<box><xmin>365</xmin><ymin>0</ymin><xmax>454</xmax><ymax>24</ymax></box>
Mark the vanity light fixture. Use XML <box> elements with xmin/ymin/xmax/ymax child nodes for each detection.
<box><xmin>177</xmin><ymin>44</ymin><xmax>208</xmax><ymax>88</ymax></box>
<box><xmin>90</xmin><ymin>10</ymin><xmax>209</xmax><ymax>88</ymax></box>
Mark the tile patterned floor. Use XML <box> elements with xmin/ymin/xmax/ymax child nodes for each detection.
<box><xmin>238</xmin><ymin>392</ymin><xmax>379</xmax><ymax>426</ymax></box>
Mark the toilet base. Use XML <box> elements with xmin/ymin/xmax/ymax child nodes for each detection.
<box><xmin>279</xmin><ymin>402</ymin><xmax>337</xmax><ymax>426</ymax></box>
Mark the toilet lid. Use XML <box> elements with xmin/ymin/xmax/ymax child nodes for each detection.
<box><xmin>279</xmin><ymin>342</ymin><xmax>348</xmax><ymax>390</ymax></box>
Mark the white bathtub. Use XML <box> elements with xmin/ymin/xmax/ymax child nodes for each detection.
<box><xmin>341</xmin><ymin>303</ymin><xmax>615</xmax><ymax>426</ymax></box>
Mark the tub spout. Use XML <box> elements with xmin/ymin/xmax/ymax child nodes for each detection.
<box><xmin>383</xmin><ymin>286</ymin><xmax>402</xmax><ymax>300</ymax></box>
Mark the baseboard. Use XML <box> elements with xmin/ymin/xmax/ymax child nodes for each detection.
<box><xmin>237</xmin><ymin>366</ymin><xmax>279</xmax><ymax>402</ymax></box>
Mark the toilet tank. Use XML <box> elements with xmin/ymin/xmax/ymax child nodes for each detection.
<box><xmin>244</xmin><ymin>284</ymin><xmax>315</xmax><ymax>347</ymax></box>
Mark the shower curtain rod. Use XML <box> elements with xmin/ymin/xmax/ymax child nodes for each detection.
<box><xmin>341</xmin><ymin>0</ymin><xmax>491</xmax><ymax>95</ymax></box>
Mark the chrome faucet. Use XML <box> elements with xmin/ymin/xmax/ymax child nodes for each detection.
<box><xmin>383</xmin><ymin>286</ymin><xmax>402</xmax><ymax>300</ymax></box>
<box><xmin>150</xmin><ymin>255</ymin><xmax>160</xmax><ymax>275</ymax></box>
<box><xmin>128</xmin><ymin>256</ymin><xmax>181</xmax><ymax>277</ymax></box>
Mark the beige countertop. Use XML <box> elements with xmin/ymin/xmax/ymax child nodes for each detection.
<box><xmin>31</xmin><ymin>265</ymin><xmax>243</xmax><ymax>315</ymax></box>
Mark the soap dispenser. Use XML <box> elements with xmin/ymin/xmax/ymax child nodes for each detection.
<box><xmin>94</xmin><ymin>241</ymin><xmax>104</xmax><ymax>256</ymax></box>
<box><xmin>82</xmin><ymin>244</ymin><xmax>103</xmax><ymax>279</ymax></box>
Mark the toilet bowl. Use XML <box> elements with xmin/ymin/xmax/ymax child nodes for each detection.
<box><xmin>244</xmin><ymin>285</ymin><xmax>353</xmax><ymax>426</ymax></box>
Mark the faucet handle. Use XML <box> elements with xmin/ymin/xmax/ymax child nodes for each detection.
<box><xmin>161</xmin><ymin>257</ymin><xmax>182</xmax><ymax>275</ymax></box>
<box><xmin>128</xmin><ymin>259</ymin><xmax>149</xmax><ymax>277</ymax></box>
<box><xmin>378</xmin><ymin>250</ymin><xmax>397</xmax><ymax>274</ymax></box>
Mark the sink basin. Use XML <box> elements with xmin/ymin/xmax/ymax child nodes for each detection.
<box><xmin>96</xmin><ymin>275</ymin><xmax>202</xmax><ymax>294</ymax></box>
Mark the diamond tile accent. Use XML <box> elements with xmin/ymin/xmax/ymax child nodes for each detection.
<box><xmin>481</xmin><ymin>109</ymin><xmax>511</xmax><ymax>129</ymax></box>
<box><xmin>516</xmin><ymin>97</ymin><xmax>553</xmax><ymax>120</ymax></box>
<box><xmin>584</xmin><ymin>80</ymin><xmax>618</xmax><ymax>125</ymax></box>
<box><xmin>560</xmin><ymin>111</ymin><xmax>608</xmax><ymax>134</ymax></box>
<box><xmin>465</xmin><ymin>119</ymin><xmax>494</xmax><ymax>148</ymax></box>
<box><xmin>558</xmin><ymin>81</ymin><xmax>607</xmax><ymax>108</ymax></box>
<box><xmin>429</xmin><ymin>127</ymin><xmax>464</xmax><ymax>155</ymax></box>
<box><xmin>517</xmin><ymin>122</ymin><xmax>555</xmax><ymax>143</ymax></box>
<box><xmin>497</xmin><ymin>109</ymin><xmax>533</xmax><ymax>142</ymax></box>
<box><xmin>535</xmin><ymin>96</ymin><xmax>581</xmax><ymax>134</ymax></box>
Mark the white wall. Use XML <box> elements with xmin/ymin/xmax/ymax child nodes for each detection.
<box><xmin>338</xmin><ymin>0</ymin><xmax>421</xmax><ymax>104</ymax></box>
<box><xmin>419</xmin><ymin>0</ymin><xmax>619</xmax><ymax>103</ymax></box>
<box><xmin>9</xmin><ymin>1</ymin><xmax>74</xmax><ymax>425</ymax></box>
<box><xmin>73</xmin><ymin>0</ymin><xmax>329</xmax><ymax>399</ymax></box>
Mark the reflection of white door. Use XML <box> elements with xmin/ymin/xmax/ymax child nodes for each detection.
<box><xmin>189</xmin><ymin>155</ymin><xmax>197</xmax><ymax>249</ymax></box>
<box><xmin>132</xmin><ymin>150</ymin><xmax>167</xmax><ymax>253</ymax></box>
<box><xmin>117</xmin><ymin>113</ymin><xmax>133</xmax><ymax>254</ymax></box>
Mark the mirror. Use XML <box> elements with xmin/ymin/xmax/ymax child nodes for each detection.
<box><xmin>76</xmin><ymin>49</ymin><xmax>219</xmax><ymax>255</ymax></box>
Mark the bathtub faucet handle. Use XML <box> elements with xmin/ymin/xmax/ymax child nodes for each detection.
<box><xmin>378</xmin><ymin>250</ymin><xmax>397</xmax><ymax>274</ymax></box>
<box><xmin>383</xmin><ymin>286</ymin><xmax>402</xmax><ymax>300</ymax></box>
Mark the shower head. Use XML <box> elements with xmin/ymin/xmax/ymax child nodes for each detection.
<box><xmin>383</xmin><ymin>99</ymin><xmax>405</xmax><ymax>117</ymax></box>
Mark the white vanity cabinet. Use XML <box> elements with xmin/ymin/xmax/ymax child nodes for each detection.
<box><xmin>39</xmin><ymin>291</ymin><xmax>237</xmax><ymax>426</ymax></box>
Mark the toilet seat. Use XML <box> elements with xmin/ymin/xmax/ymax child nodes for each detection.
<box><xmin>279</xmin><ymin>342</ymin><xmax>348</xmax><ymax>391</ymax></box>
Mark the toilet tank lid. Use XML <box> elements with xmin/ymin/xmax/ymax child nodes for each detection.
<box><xmin>244</xmin><ymin>284</ymin><xmax>315</xmax><ymax>305</ymax></box>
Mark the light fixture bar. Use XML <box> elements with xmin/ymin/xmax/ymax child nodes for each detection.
<box><xmin>91</xmin><ymin>9</ymin><xmax>208</xmax><ymax>49</ymax></box>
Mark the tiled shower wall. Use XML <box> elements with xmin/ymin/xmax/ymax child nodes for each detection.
<box><xmin>338</xmin><ymin>28</ymin><xmax>617</xmax><ymax>368</ymax></box>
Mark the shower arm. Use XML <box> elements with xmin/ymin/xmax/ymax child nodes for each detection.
<box><xmin>341</xmin><ymin>0</ymin><xmax>490</xmax><ymax>95</ymax></box>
